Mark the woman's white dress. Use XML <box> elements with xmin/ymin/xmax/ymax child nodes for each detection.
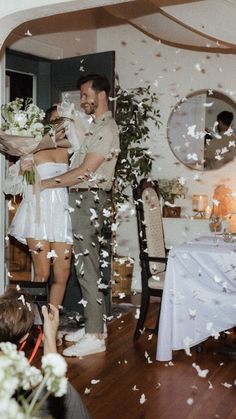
<box><xmin>7</xmin><ymin>162</ymin><xmax>73</xmax><ymax>245</ymax></box>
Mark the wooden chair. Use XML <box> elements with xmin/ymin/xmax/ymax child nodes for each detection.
<box><xmin>133</xmin><ymin>178</ymin><xmax>168</xmax><ymax>340</ymax></box>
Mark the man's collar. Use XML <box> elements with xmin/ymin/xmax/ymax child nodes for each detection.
<box><xmin>92</xmin><ymin>111</ymin><xmax>112</xmax><ymax>124</ymax></box>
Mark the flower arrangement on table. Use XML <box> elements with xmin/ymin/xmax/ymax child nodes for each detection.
<box><xmin>0</xmin><ymin>341</ymin><xmax>67</xmax><ymax>418</ymax></box>
<box><xmin>1</xmin><ymin>98</ymin><xmax>54</xmax><ymax>185</ymax></box>
<box><xmin>158</xmin><ymin>177</ymin><xmax>188</xmax><ymax>205</ymax></box>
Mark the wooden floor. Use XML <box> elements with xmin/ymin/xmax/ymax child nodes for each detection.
<box><xmin>51</xmin><ymin>296</ymin><xmax>236</xmax><ymax>419</ymax></box>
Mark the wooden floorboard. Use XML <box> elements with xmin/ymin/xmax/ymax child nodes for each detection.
<box><xmin>51</xmin><ymin>296</ymin><xmax>236</xmax><ymax>419</ymax></box>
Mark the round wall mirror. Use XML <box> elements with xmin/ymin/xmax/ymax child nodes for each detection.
<box><xmin>167</xmin><ymin>90</ymin><xmax>236</xmax><ymax>170</ymax></box>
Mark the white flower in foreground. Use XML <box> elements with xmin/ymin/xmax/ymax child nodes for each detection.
<box><xmin>41</xmin><ymin>354</ymin><xmax>68</xmax><ymax>396</ymax></box>
<box><xmin>21</xmin><ymin>365</ymin><xmax>42</xmax><ymax>390</ymax></box>
<box><xmin>0</xmin><ymin>398</ymin><xmax>25</xmax><ymax>419</ymax></box>
<box><xmin>42</xmin><ymin>353</ymin><xmax>67</xmax><ymax>377</ymax></box>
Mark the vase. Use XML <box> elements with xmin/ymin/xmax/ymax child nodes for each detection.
<box><xmin>162</xmin><ymin>205</ymin><xmax>181</xmax><ymax>218</ymax></box>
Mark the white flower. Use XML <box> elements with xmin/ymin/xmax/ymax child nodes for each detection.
<box><xmin>45</xmin><ymin>375</ymin><xmax>68</xmax><ymax>397</ymax></box>
<box><xmin>1</xmin><ymin>98</ymin><xmax>48</xmax><ymax>141</ymax></box>
<box><xmin>0</xmin><ymin>398</ymin><xmax>25</xmax><ymax>419</ymax></box>
<box><xmin>0</xmin><ymin>342</ymin><xmax>68</xmax><ymax>417</ymax></box>
<box><xmin>42</xmin><ymin>353</ymin><xmax>67</xmax><ymax>377</ymax></box>
<box><xmin>21</xmin><ymin>366</ymin><xmax>42</xmax><ymax>390</ymax></box>
<box><xmin>14</xmin><ymin>112</ymin><xmax>27</xmax><ymax>128</ymax></box>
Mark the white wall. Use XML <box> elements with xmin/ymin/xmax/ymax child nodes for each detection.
<box><xmin>97</xmin><ymin>23</ymin><xmax>236</xmax><ymax>289</ymax></box>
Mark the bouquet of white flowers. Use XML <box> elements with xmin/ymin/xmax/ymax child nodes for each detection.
<box><xmin>1</xmin><ymin>98</ymin><xmax>54</xmax><ymax>185</ymax></box>
<box><xmin>0</xmin><ymin>342</ymin><xmax>67</xmax><ymax>419</ymax></box>
<box><xmin>1</xmin><ymin>98</ymin><xmax>47</xmax><ymax>141</ymax></box>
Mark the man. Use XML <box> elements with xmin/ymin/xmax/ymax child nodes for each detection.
<box><xmin>204</xmin><ymin>110</ymin><xmax>236</xmax><ymax>169</ymax></box>
<box><xmin>205</xmin><ymin>110</ymin><xmax>234</xmax><ymax>141</ymax></box>
<box><xmin>41</xmin><ymin>74</ymin><xmax>120</xmax><ymax>357</ymax></box>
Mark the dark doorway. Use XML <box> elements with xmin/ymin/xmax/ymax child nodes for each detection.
<box><xmin>6</xmin><ymin>70</ymin><xmax>33</xmax><ymax>102</ymax></box>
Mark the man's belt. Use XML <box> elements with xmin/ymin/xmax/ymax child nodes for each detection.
<box><xmin>70</xmin><ymin>188</ymin><xmax>111</xmax><ymax>193</ymax></box>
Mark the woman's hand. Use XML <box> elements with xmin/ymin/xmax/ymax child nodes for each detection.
<box><xmin>42</xmin><ymin>304</ymin><xmax>59</xmax><ymax>354</ymax></box>
<box><xmin>19</xmin><ymin>155</ymin><xmax>34</xmax><ymax>175</ymax></box>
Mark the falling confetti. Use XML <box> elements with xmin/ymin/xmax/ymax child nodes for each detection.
<box><xmin>78</xmin><ymin>298</ymin><xmax>88</xmax><ymax>308</ymax></box>
<box><xmin>140</xmin><ymin>394</ymin><xmax>147</xmax><ymax>404</ymax></box>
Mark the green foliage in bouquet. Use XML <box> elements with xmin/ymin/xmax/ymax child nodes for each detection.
<box><xmin>114</xmin><ymin>82</ymin><xmax>161</xmax><ymax>204</ymax></box>
<box><xmin>158</xmin><ymin>177</ymin><xmax>188</xmax><ymax>204</ymax></box>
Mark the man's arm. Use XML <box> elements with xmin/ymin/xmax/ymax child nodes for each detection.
<box><xmin>41</xmin><ymin>152</ymin><xmax>104</xmax><ymax>190</ymax></box>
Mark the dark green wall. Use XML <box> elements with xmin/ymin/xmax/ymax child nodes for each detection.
<box><xmin>6</xmin><ymin>49</ymin><xmax>51</xmax><ymax>110</ymax></box>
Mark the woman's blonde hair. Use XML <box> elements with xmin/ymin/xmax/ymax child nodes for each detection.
<box><xmin>0</xmin><ymin>287</ymin><xmax>35</xmax><ymax>344</ymax></box>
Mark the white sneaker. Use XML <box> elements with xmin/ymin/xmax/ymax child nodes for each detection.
<box><xmin>65</xmin><ymin>324</ymin><xmax>107</xmax><ymax>342</ymax></box>
<box><xmin>63</xmin><ymin>334</ymin><xmax>106</xmax><ymax>357</ymax></box>
<box><xmin>64</xmin><ymin>328</ymin><xmax>86</xmax><ymax>342</ymax></box>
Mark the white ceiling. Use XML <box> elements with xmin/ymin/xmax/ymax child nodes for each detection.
<box><xmin>5</xmin><ymin>0</ymin><xmax>236</xmax><ymax>58</ymax></box>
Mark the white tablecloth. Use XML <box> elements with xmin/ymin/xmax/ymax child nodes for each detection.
<box><xmin>156</xmin><ymin>236</ymin><xmax>236</xmax><ymax>361</ymax></box>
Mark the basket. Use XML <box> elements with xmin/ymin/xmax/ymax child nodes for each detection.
<box><xmin>112</xmin><ymin>256</ymin><xmax>134</xmax><ymax>297</ymax></box>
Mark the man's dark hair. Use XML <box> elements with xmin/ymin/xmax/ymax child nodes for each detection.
<box><xmin>217</xmin><ymin>110</ymin><xmax>234</xmax><ymax>127</ymax></box>
<box><xmin>45</xmin><ymin>105</ymin><xmax>58</xmax><ymax>124</ymax></box>
<box><xmin>77</xmin><ymin>74</ymin><xmax>111</xmax><ymax>97</ymax></box>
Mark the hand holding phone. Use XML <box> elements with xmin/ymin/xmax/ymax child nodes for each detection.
<box><xmin>42</xmin><ymin>304</ymin><xmax>59</xmax><ymax>354</ymax></box>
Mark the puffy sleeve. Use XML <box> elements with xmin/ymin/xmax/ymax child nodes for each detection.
<box><xmin>3</xmin><ymin>160</ymin><xmax>24</xmax><ymax>196</ymax></box>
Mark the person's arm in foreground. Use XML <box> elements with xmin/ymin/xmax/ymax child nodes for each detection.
<box><xmin>41</xmin><ymin>152</ymin><xmax>104</xmax><ymax>190</ymax></box>
<box><xmin>42</xmin><ymin>304</ymin><xmax>59</xmax><ymax>354</ymax></box>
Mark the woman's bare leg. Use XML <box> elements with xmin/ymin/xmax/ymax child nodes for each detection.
<box><xmin>27</xmin><ymin>239</ymin><xmax>51</xmax><ymax>283</ymax></box>
<box><xmin>49</xmin><ymin>242</ymin><xmax>72</xmax><ymax>308</ymax></box>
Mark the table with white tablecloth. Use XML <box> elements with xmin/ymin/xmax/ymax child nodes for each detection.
<box><xmin>156</xmin><ymin>236</ymin><xmax>236</xmax><ymax>361</ymax></box>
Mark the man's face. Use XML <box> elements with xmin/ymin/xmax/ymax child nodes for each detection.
<box><xmin>80</xmin><ymin>81</ymin><xmax>98</xmax><ymax>115</ymax></box>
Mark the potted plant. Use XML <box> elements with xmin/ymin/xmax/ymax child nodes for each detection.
<box><xmin>111</xmin><ymin>81</ymin><xmax>161</xmax><ymax>296</ymax></box>
<box><xmin>158</xmin><ymin>177</ymin><xmax>188</xmax><ymax>217</ymax></box>
<box><xmin>114</xmin><ymin>81</ymin><xmax>161</xmax><ymax>204</ymax></box>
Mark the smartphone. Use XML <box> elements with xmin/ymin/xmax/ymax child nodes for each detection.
<box><xmin>33</xmin><ymin>301</ymin><xmax>44</xmax><ymax>325</ymax></box>
<box><xmin>17</xmin><ymin>281</ymin><xmax>49</xmax><ymax>326</ymax></box>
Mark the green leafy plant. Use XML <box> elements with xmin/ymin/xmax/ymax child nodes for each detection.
<box><xmin>114</xmin><ymin>82</ymin><xmax>161</xmax><ymax>204</ymax></box>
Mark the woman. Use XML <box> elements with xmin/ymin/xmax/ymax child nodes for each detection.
<box><xmin>4</xmin><ymin>106</ymin><xmax>83</xmax><ymax>308</ymax></box>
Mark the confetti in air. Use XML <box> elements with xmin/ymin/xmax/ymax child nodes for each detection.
<box><xmin>24</xmin><ymin>29</ymin><xmax>32</xmax><ymax>36</ymax></box>
<box><xmin>78</xmin><ymin>298</ymin><xmax>88</xmax><ymax>308</ymax></box>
